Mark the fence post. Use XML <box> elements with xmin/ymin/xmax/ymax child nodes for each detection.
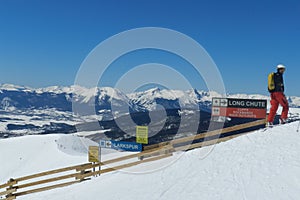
<box><xmin>75</xmin><ymin>168</ymin><xmax>86</xmax><ymax>182</ymax></box>
<box><xmin>75</xmin><ymin>165</ymin><xmax>93</xmax><ymax>182</ymax></box>
<box><xmin>5</xmin><ymin>178</ymin><xmax>17</xmax><ymax>200</ymax></box>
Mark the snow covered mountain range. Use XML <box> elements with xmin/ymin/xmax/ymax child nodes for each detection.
<box><xmin>1</xmin><ymin>84</ymin><xmax>300</xmax><ymax>138</ymax></box>
<box><xmin>1</xmin><ymin>83</ymin><xmax>300</xmax><ymax>112</ymax></box>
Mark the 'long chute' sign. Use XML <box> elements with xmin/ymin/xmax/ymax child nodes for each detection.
<box><xmin>212</xmin><ymin>98</ymin><xmax>267</xmax><ymax>119</ymax></box>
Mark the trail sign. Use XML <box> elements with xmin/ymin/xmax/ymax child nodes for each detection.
<box><xmin>112</xmin><ymin>141</ymin><xmax>142</xmax><ymax>152</ymax></box>
<box><xmin>100</xmin><ymin>140</ymin><xmax>142</xmax><ymax>152</ymax></box>
<box><xmin>88</xmin><ymin>146</ymin><xmax>100</xmax><ymax>163</ymax></box>
<box><xmin>212</xmin><ymin>98</ymin><xmax>267</xmax><ymax>119</ymax></box>
<box><xmin>99</xmin><ymin>140</ymin><xmax>112</xmax><ymax>149</ymax></box>
<box><xmin>136</xmin><ymin>126</ymin><xmax>149</xmax><ymax>144</ymax></box>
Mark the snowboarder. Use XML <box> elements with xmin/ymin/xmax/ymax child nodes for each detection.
<box><xmin>267</xmin><ymin>64</ymin><xmax>289</xmax><ymax>126</ymax></box>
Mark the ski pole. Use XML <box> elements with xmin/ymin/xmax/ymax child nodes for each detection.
<box><xmin>289</xmin><ymin>111</ymin><xmax>300</xmax><ymax>132</ymax></box>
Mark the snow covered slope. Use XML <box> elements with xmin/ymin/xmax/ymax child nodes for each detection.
<box><xmin>1</xmin><ymin>121</ymin><xmax>300</xmax><ymax>200</ymax></box>
<box><xmin>0</xmin><ymin>135</ymin><xmax>87</xmax><ymax>182</ymax></box>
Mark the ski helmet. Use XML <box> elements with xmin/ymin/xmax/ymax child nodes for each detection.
<box><xmin>277</xmin><ymin>64</ymin><xmax>286</xmax><ymax>69</ymax></box>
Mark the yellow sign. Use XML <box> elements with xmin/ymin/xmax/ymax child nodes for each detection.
<box><xmin>136</xmin><ymin>126</ymin><xmax>148</xmax><ymax>144</ymax></box>
<box><xmin>88</xmin><ymin>146</ymin><xmax>99</xmax><ymax>163</ymax></box>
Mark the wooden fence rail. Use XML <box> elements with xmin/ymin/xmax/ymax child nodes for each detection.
<box><xmin>0</xmin><ymin>119</ymin><xmax>266</xmax><ymax>200</ymax></box>
<box><xmin>144</xmin><ymin>119</ymin><xmax>266</xmax><ymax>151</ymax></box>
<box><xmin>0</xmin><ymin>143</ymin><xmax>176</xmax><ymax>199</ymax></box>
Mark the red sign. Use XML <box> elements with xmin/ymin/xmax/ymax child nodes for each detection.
<box><xmin>212</xmin><ymin>98</ymin><xmax>267</xmax><ymax>119</ymax></box>
<box><xmin>212</xmin><ymin>107</ymin><xmax>267</xmax><ymax>119</ymax></box>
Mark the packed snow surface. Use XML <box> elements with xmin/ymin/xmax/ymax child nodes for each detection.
<box><xmin>1</xmin><ymin>121</ymin><xmax>300</xmax><ymax>200</ymax></box>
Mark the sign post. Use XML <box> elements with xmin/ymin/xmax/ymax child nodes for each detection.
<box><xmin>136</xmin><ymin>126</ymin><xmax>149</xmax><ymax>144</ymax></box>
<box><xmin>212</xmin><ymin>98</ymin><xmax>267</xmax><ymax>120</ymax></box>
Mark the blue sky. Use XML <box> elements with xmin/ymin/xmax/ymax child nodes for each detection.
<box><xmin>0</xmin><ymin>0</ymin><xmax>299</xmax><ymax>95</ymax></box>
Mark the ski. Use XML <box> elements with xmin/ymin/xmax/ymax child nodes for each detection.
<box><xmin>261</xmin><ymin>118</ymin><xmax>300</xmax><ymax>132</ymax></box>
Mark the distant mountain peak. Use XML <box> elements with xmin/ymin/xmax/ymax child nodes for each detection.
<box><xmin>0</xmin><ymin>84</ymin><xmax>32</xmax><ymax>92</ymax></box>
<box><xmin>1</xmin><ymin>84</ymin><xmax>300</xmax><ymax>113</ymax></box>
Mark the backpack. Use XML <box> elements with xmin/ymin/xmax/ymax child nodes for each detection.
<box><xmin>268</xmin><ymin>72</ymin><xmax>275</xmax><ymax>92</ymax></box>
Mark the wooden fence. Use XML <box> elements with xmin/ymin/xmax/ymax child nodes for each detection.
<box><xmin>0</xmin><ymin>119</ymin><xmax>266</xmax><ymax>200</ymax></box>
